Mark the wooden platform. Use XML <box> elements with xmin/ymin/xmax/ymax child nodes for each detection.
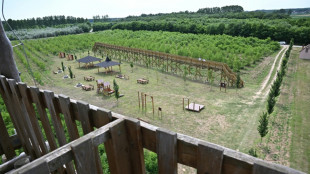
<box><xmin>185</xmin><ymin>103</ymin><xmax>204</xmax><ymax>112</ymax></box>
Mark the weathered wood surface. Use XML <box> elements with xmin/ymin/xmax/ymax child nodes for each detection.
<box><xmin>0</xmin><ymin>18</ymin><xmax>21</xmax><ymax>82</ymax></box>
<box><xmin>156</xmin><ymin>128</ymin><xmax>177</xmax><ymax>174</ymax></box>
<box><xmin>11</xmin><ymin>119</ymin><xmax>122</xmax><ymax>174</ymax></box>
<box><xmin>197</xmin><ymin>141</ymin><xmax>223</xmax><ymax>174</ymax></box>
<box><xmin>0</xmin><ymin>111</ymin><xmax>15</xmax><ymax>159</ymax></box>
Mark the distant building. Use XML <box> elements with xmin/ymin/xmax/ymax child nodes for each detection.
<box><xmin>299</xmin><ymin>44</ymin><xmax>310</xmax><ymax>60</ymax></box>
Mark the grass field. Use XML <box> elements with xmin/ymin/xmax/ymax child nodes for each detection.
<box><xmin>11</xmin><ymin>40</ymin><xmax>310</xmax><ymax>173</ymax></box>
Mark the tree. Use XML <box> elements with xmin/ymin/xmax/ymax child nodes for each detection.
<box><xmin>207</xmin><ymin>69</ymin><xmax>214</xmax><ymax>90</ymax></box>
<box><xmin>267</xmin><ymin>94</ymin><xmax>276</xmax><ymax>114</ymax></box>
<box><xmin>130</xmin><ymin>62</ymin><xmax>134</xmax><ymax>72</ymax></box>
<box><xmin>68</xmin><ymin>66</ymin><xmax>73</xmax><ymax>79</ymax></box>
<box><xmin>236</xmin><ymin>73</ymin><xmax>241</xmax><ymax>88</ymax></box>
<box><xmin>61</xmin><ymin>61</ymin><xmax>65</xmax><ymax>72</ymax></box>
<box><xmin>257</xmin><ymin>112</ymin><xmax>268</xmax><ymax>142</ymax></box>
<box><xmin>113</xmin><ymin>79</ymin><xmax>120</xmax><ymax>101</ymax></box>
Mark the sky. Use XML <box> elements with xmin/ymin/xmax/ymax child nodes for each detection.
<box><xmin>1</xmin><ymin>0</ymin><xmax>309</xmax><ymax>20</ymax></box>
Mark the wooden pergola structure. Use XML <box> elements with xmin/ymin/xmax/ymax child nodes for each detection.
<box><xmin>0</xmin><ymin>75</ymin><xmax>304</xmax><ymax>174</ymax></box>
<box><xmin>93</xmin><ymin>42</ymin><xmax>244</xmax><ymax>87</ymax></box>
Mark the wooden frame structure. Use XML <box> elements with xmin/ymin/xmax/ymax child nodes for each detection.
<box><xmin>0</xmin><ymin>75</ymin><xmax>303</xmax><ymax>174</ymax></box>
<box><xmin>93</xmin><ymin>42</ymin><xmax>244</xmax><ymax>87</ymax></box>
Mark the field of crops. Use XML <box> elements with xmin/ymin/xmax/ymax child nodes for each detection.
<box><xmin>12</xmin><ymin>29</ymin><xmax>280</xmax><ymax>84</ymax></box>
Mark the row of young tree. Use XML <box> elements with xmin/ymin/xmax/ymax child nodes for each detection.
<box><xmin>258</xmin><ymin>39</ymin><xmax>294</xmax><ymax>143</ymax></box>
<box><xmin>24</xmin><ymin>30</ymin><xmax>279</xmax><ymax>71</ymax></box>
<box><xmin>93</xmin><ymin>18</ymin><xmax>310</xmax><ymax>44</ymax></box>
<box><xmin>2</xmin><ymin>15</ymin><xmax>88</xmax><ymax>30</ymax></box>
<box><xmin>197</xmin><ymin>5</ymin><xmax>244</xmax><ymax>14</ymax></box>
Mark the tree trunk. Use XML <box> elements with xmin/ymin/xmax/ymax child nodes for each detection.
<box><xmin>0</xmin><ymin>18</ymin><xmax>21</xmax><ymax>82</ymax></box>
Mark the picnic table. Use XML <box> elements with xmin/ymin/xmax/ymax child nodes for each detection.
<box><xmin>82</xmin><ymin>84</ymin><xmax>94</xmax><ymax>91</ymax></box>
<box><xmin>84</xmin><ymin>76</ymin><xmax>95</xmax><ymax>81</ymax></box>
<box><xmin>137</xmin><ymin>78</ymin><xmax>149</xmax><ymax>84</ymax></box>
<box><xmin>116</xmin><ymin>74</ymin><xmax>129</xmax><ymax>80</ymax></box>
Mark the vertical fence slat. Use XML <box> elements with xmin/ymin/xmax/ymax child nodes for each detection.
<box><xmin>125</xmin><ymin>118</ymin><xmax>146</xmax><ymax>174</ymax></box>
<box><xmin>156</xmin><ymin>128</ymin><xmax>177</xmax><ymax>174</ymax></box>
<box><xmin>76</xmin><ymin>101</ymin><xmax>103</xmax><ymax>174</ymax></box>
<box><xmin>76</xmin><ymin>101</ymin><xmax>93</xmax><ymax>134</ymax></box>
<box><xmin>18</xmin><ymin>83</ymin><xmax>48</xmax><ymax>155</ymax></box>
<box><xmin>71</xmin><ymin>138</ymin><xmax>98</xmax><ymax>174</ymax></box>
<box><xmin>7</xmin><ymin>79</ymin><xmax>41</xmax><ymax>158</ymax></box>
<box><xmin>29</xmin><ymin>87</ymin><xmax>58</xmax><ymax>151</ymax></box>
<box><xmin>58</xmin><ymin>95</ymin><xmax>79</xmax><ymax>141</ymax></box>
<box><xmin>105</xmin><ymin>119</ymin><xmax>132</xmax><ymax>174</ymax></box>
<box><xmin>43</xmin><ymin>90</ymin><xmax>75</xmax><ymax>174</ymax></box>
<box><xmin>197</xmin><ymin>142</ymin><xmax>224</xmax><ymax>174</ymax></box>
<box><xmin>0</xmin><ymin>76</ymin><xmax>32</xmax><ymax>156</ymax></box>
<box><xmin>91</xmin><ymin>108</ymin><xmax>113</xmax><ymax>128</ymax></box>
<box><xmin>0</xmin><ymin>111</ymin><xmax>16</xmax><ymax>159</ymax></box>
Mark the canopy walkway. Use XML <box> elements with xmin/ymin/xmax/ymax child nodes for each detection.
<box><xmin>93</xmin><ymin>42</ymin><xmax>244</xmax><ymax>87</ymax></box>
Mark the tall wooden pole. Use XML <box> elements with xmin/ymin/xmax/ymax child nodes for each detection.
<box><xmin>151</xmin><ymin>96</ymin><xmax>154</xmax><ymax>116</ymax></box>
<box><xmin>0</xmin><ymin>18</ymin><xmax>21</xmax><ymax>82</ymax></box>
<box><xmin>144</xmin><ymin>94</ymin><xmax>147</xmax><ymax>111</ymax></box>
<box><xmin>138</xmin><ymin>91</ymin><xmax>140</xmax><ymax>109</ymax></box>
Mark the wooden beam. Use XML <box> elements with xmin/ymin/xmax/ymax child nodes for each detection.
<box><xmin>156</xmin><ymin>128</ymin><xmax>177</xmax><ymax>174</ymax></box>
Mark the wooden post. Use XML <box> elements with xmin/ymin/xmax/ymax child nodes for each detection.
<box><xmin>151</xmin><ymin>96</ymin><xmax>154</xmax><ymax>116</ymax></box>
<box><xmin>141</xmin><ymin>92</ymin><xmax>144</xmax><ymax>110</ymax></box>
<box><xmin>138</xmin><ymin>91</ymin><xmax>140</xmax><ymax>109</ymax></box>
<box><xmin>0</xmin><ymin>111</ymin><xmax>16</xmax><ymax>159</ymax></box>
<box><xmin>197</xmin><ymin>142</ymin><xmax>224</xmax><ymax>174</ymax></box>
<box><xmin>183</xmin><ymin>98</ymin><xmax>184</xmax><ymax>110</ymax></box>
<box><xmin>156</xmin><ymin>128</ymin><xmax>177</xmax><ymax>174</ymax></box>
<box><xmin>188</xmin><ymin>99</ymin><xmax>190</xmax><ymax>109</ymax></box>
<box><xmin>119</xmin><ymin>64</ymin><xmax>121</xmax><ymax>72</ymax></box>
<box><xmin>144</xmin><ymin>94</ymin><xmax>147</xmax><ymax>111</ymax></box>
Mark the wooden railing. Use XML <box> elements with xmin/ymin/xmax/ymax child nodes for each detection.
<box><xmin>93</xmin><ymin>42</ymin><xmax>244</xmax><ymax>87</ymax></box>
<box><xmin>0</xmin><ymin>75</ymin><xmax>303</xmax><ymax>174</ymax></box>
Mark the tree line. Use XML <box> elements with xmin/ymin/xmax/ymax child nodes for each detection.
<box><xmin>197</xmin><ymin>5</ymin><xmax>244</xmax><ymax>14</ymax></box>
<box><xmin>2</xmin><ymin>15</ymin><xmax>88</xmax><ymax>30</ymax></box>
<box><xmin>93</xmin><ymin>19</ymin><xmax>310</xmax><ymax>44</ymax></box>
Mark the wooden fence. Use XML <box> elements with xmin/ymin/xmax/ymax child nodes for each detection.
<box><xmin>0</xmin><ymin>75</ymin><xmax>303</xmax><ymax>174</ymax></box>
<box><xmin>93</xmin><ymin>42</ymin><xmax>244</xmax><ymax>87</ymax></box>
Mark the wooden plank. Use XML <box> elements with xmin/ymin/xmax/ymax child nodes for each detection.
<box><xmin>43</xmin><ymin>90</ymin><xmax>75</xmax><ymax>174</ymax></box>
<box><xmin>197</xmin><ymin>141</ymin><xmax>224</xmax><ymax>174</ymax></box>
<box><xmin>253</xmin><ymin>163</ymin><xmax>285</xmax><ymax>174</ymax></box>
<box><xmin>105</xmin><ymin>119</ymin><xmax>132</xmax><ymax>174</ymax></box>
<box><xmin>76</xmin><ymin>101</ymin><xmax>93</xmax><ymax>134</ymax></box>
<box><xmin>76</xmin><ymin>101</ymin><xmax>103</xmax><ymax>174</ymax></box>
<box><xmin>58</xmin><ymin>94</ymin><xmax>79</xmax><ymax>141</ymax></box>
<box><xmin>0</xmin><ymin>76</ymin><xmax>31</xmax><ymax>156</ymax></box>
<box><xmin>125</xmin><ymin>118</ymin><xmax>146</xmax><ymax>174</ymax></box>
<box><xmin>177</xmin><ymin>138</ymin><xmax>197</xmax><ymax>168</ymax></box>
<box><xmin>140</xmin><ymin>122</ymin><xmax>157</xmax><ymax>153</ymax></box>
<box><xmin>7</xmin><ymin>79</ymin><xmax>41</xmax><ymax>158</ymax></box>
<box><xmin>222</xmin><ymin>152</ymin><xmax>253</xmax><ymax>174</ymax></box>
<box><xmin>71</xmin><ymin>138</ymin><xmax>98</xmax><ymax>174</ymax></box>
<box><xmin>16</xmin><ymin>160</ymin><xmax>49</xmax><ymax>174</ymax></box>
<box><xmin>0</xmin><ymin>111</ymin><xmax>15</xmax><ymax>159</ymax></box>
<box><xmin>90</xmin><ymin>108</ymin><xmax>112</xmax><ymax>128</ymax></box>
<box><xmin>18</xmin><ymin>83</ymin><xmax>48</xmax><ymax>155</ymax></box>
<box><xmin>43</xmin><ymin>90</ymin><xmax>67</xmax><ymax>146</ymax></box>
<box><xmin>29</xmin><ymin>87</ymin><xmax>57</xmax><ymax>151</ymax></box>
<box><xmin>156</xmin><ymin>128</ymin><xmax>177</xmax><ymax>174</ymax></box>
<box><xmin>13</xmin><ymin>119</ymin><xmax>120</xmax><ymax>174</ymax></box>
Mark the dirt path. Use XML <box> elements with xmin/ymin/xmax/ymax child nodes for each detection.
<box><xmin>253</xmin><ymin>46</ymin><xmax>288</xmax><ymax>100</ymax></box>
<box><xmin>237</xmin><ymin>46</ymin><xmax>288</xmax><ymax>150</ymax></box>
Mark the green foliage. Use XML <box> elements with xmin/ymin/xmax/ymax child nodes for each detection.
<box><xmin>113</xmin><ymin>79</ymin><xmax>120</xmax><ymax>101</ymax></box>
<box><xmin>144</xmin><ymin>150</ymin><xmax>158</xmax><ymax>174</ymax></box>
<box><xmin>236</xmin><ymin>73</ymin><xmax>241</xmax><ymax>88</ymax></box>
<box><xmin>61</xmin><ymin>61</ymin><xmax>65</xmax><ymax>72</ymax></box>
<box><xmin>68</xmin><ymin>66</ymin><xmax>73</xmax><ymax>79</ymax></box>
<box><xmin>257</xmin><ymin>112</ymin><xmax>269</xmax><ymax>142</ymax></box>
<box><xmin>248</xmin><ymin>148</ymin><xmax>258</xmax><ymax>157</ymax></box>
<box><xmin>183</xmin><ymin>66</ymin><xmax>188</xmax><ymax>82</ymax></box>
<box><xmin>130</xmin><ymin>62</ymin><xmax>134</xmax><ymax>72</ymax></box>
<box><xmin>267</xmin><ymin>94</ymin><xmax>276</xmax><ymax>114</ymax></box>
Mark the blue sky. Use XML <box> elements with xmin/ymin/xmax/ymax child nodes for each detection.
<box><xmin>1</xmin><ymin>0</ymin><xmax>309</xmax><ymax>20</ymax></box>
